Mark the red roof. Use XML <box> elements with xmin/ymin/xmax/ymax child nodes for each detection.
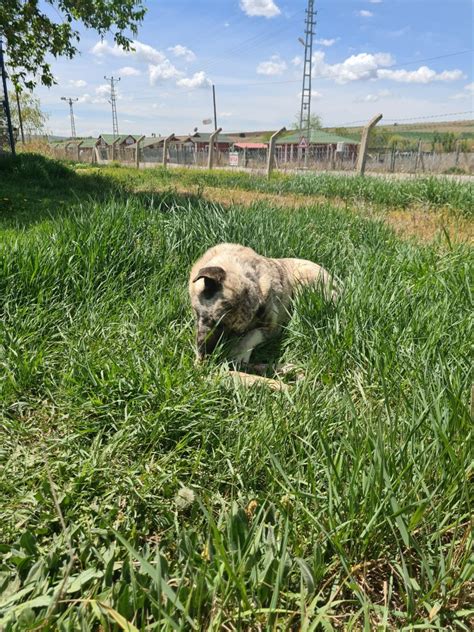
<box><xmin>234</xmin><ymin>142</ymin><xmax>268</xmax><ymax>149</ymax></box>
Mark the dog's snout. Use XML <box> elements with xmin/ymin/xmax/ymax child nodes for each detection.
<box><xmin>196</xmin><ymin>321</ymin><xmax>224</xmax><ymax>358</ymax></box>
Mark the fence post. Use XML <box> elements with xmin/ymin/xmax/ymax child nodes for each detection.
<box><xmin>163</xmin><ymin>133</ymin><xmax>175</xmax><ymax>167</ymax></box>
<box><xmin>267</xmin><ymin>127</ymin><xmax>286</xmax><ymax>178</ymax></box>
<box><xmin>356</xmin><ymin>113</ymin><xmax>383</xmax><ymax>176</ymax></box>
<box><xmin>111</xmin><ymin>137</ymin><xmax>120</xmax><ymax>162</ymax></box>
<box><xmin>415</xmin><ymin>139</ymin><xmax>425</xmax><ymax>173</ymax></box>
<box><xmin>135</xmin><ymin>135</ymin><xmax>145</xmax><ymax>169</ymax></box>
<box><xmin>207</xmin><ymin>127</ymin><xmax>222</xmax><ymax>170</ymax></box>
<box><xmin>390</xmin><ymin>145</ymin><xmax>396</xmax><ymax>173</ymax></box>
<box><xmin>455</xmin><ymin>140</ymin><xmax>460</xmax><ymax>167</ymax></box>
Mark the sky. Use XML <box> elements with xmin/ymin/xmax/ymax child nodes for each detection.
<box><xmin>26</xmin><ymin>0</ymin><xmax>474</xmax><ymax>137</ymax></box>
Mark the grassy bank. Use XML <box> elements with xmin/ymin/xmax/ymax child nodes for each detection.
<box><xmin>1</xmin><ymin>156</ymin><xmax>473</xmax><ymax>630</ymax></box>
<box><xmin>87</xmin><ymin>164</ymin><xmax>474</xmax><ymax>217</ymax></box>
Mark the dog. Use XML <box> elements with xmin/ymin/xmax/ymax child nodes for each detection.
<box><xmin>189</xmin><ymin>243</ymin><xmax>340</xmax><ymax>364</ymax></box>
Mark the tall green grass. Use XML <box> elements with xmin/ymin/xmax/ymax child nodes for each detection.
<box><xmin>0</xmin><ymin>159</ymin><xmax>473</xmax><ymax>629</ymax></box>
<box><xmin>97</xmin><ymin>164</ymin><xmax>474</xmax><ymax>216</ymax></box>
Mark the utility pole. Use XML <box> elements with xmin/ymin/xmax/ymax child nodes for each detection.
<box><xmin>212</xmin><ymin>84</ymin><xmax>218</xmax><ymax>131</ymax></box>
<box><xmin>15</xmin><ymin>88</ymin><xmax>25</xmax><ymax>144</ymax></box>
<box><xmin>61</xmin><ymin>96</ymin><xmax>78</xmax><ymax>138</ymax></box>
<box><xmin>0</xmin><ymin>36</ymin><xmax>16</xmax><ymax>155</ymax></box>
<box><xmin>104</xmin><ymin>75</ymin><xmax>120</xmax><ymax>137</ymax></box>
<box><xmin>299</xmin><ymin>0</ymin><xmax>316</xmax><ymax>143</ymax></box>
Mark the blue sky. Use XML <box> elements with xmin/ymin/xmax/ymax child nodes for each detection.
<box><xmin>31</xmin><ymin>0</ymin><xmax>473</xmax><ymax>136</ymax></box>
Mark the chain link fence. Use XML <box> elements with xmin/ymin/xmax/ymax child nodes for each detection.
<box><xmin>49</xmin><ymin>139</ymin><xmax>474</xmax><ymax>176</ymax></box>
<box><xmin>364</xmin><ymin>148</ymin><xmax>473</xmax><ymax>174</ymax></box>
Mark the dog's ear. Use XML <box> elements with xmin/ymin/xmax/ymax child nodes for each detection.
<box><xmin>193</xmin><ymin>266</ymin><xmax>226</xmax><ymax>294</ymax></box>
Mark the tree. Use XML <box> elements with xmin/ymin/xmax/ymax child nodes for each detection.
<box><xmin>291</xmin><ymin>112</ymin><xmax>322</xmax><ymax>131</ymax></box>
<box><xmin>9</xmin><ymin>90</ymin><xmax>48</xmax><ymax>140</ymax></box>
<box><xmin>1</xmin><ymin>1</ymin><xmax>146</xmax><ymax>89</ymax></box>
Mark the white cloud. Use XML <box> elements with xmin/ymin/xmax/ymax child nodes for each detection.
<box><xmin>68</xmin><ymin>79</ymin><xmax>87</xmax><ymax>88</ymax></box>
<box><xmin>313</xmin><ymin>51</ymin><xmax>394</xmax><ymax>84</ymax></box>
<box><xmin>357</xmin><ymin>10</ymin><xmax>374</xmax><ymax>17</ymax></box>
<box><xmin>119</xmin><ymin>66</ymin><xmax>141</xmax><ymax>76</ymax></box>
<box><xmin>389</xmin><ymin>26</ymin><xmax>410</xmax><ymax>38</ymax></box>
<box><xmin>219</xmin><ymin>112</ymin><xmax>233</xmax><ymax>118</ymax></box>
<box><xmin>176</xmin><ymin>71</ymin><xmax>212</xmax><ymax>89</ymax></box>
<box><xmin>449</xmin><ymin>82</ymin><xmax>474</xmax><ymax>99</ymax></box>
<box><xmin>76</xmin><ymin>84</ymin><xmax>118</xmax><ymax>105</ymax></box>
<box><xmin>148</xmin><ymin>60</ymin><xmax>183</xmax><ymax>85</ymax></box>
<box><xmin>311</xmin><ymin>51</ymin><xmax>465</xmax><ymax>86</ymax></box>
<box><xmin>354</xmin><ymin>89</ymin><xmax>392</xmax><ymax>103</ymax></box>
<box><xmin>368</xmin><ymin>0</ymin><xmax>382</xmax><ymax>3</ymax></box>
<box><xmin>315</xmin><ymin>38</ymin><xmax>338</xmax><ymax>47</ymax></box>
<box><xmin>297</xmin><ymin>90</ymin><xmax>322</xmax><ymax>99</ymax></box>
<box><xmin>257</xmin><ymin>55</ymin><xmax>287</xmax><ymax>75</ymax></box>
<box><xmin>378</xmin><ymin>66</ymin><xmax>465</xmax><ymax>83</ymax></box>
<box><xmin>292</xmin><ymin>56</ymin><xmax>302</xmax><ymax>67</ymax></box>
<box><xmin>91</xmin><ymin>39</ymin><xmax>166</xmax><ymax>65</ymax></box>
<box><xmin>95</xmin><ymin>83</ymin><xmax>111</xmax><ymax>98</ymax></box>
<box><xmin>168</xmin><ymin>44</ymin><xmax>196</xmax><ymax>62</ymax></box>
<box><xmin>240</xmin><ymin>0</ymin><xmax>281</xmax><ymax>18</ymax></box>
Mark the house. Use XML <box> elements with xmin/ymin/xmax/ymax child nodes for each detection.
<box><xmin>96</xmin><ymin>134</ymin><xmax>141</xmax><ymax>161</ymax></box>
<box><xmin>139</xmin><ymin>134</ymin><xmax>180</xmax><ymax>163</ymax></box>
<box><xmin>185</xmin><ymin>131</ymin><xmax>235</xmax><ymax>152</ymax></box>
<box><xmin>97</xmin><ymin>134</ymin><xmax>140</xmax><ymax>147</ymax></box>
<box><xmin>77</xmin><ymin>137</ymin><xmax>99</xmax><ymax>161</ymax></box>
<box><xmin>276</xmin><ymin>129</ymin><xmax>359</xmax><ymax>163</ymax></box>
<box><xmin>232</xmin><ymin>141</ymin><xmax>268</xmax><ymax>167</ymax></box>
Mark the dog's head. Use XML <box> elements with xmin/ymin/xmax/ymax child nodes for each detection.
<box><xmin>190</xmin><ymin>264</ymin><xmax>262</xmax><ymax>359</ymax></box>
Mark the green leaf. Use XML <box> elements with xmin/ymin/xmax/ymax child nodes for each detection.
<box><xmin>66</xmin><ymin>568</ymin><xmax>104</xmax><ymax>593</ymax></box>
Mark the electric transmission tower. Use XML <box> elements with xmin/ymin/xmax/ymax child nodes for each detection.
<box><xmin>299</xmin><ymin>0</ymin><xmax>316</xmax><ymax>140</ymax></box>
<box><xmin>61</xmin><ymin>97</ymin><xmax>78</xmax><ymax>138</ymax></box>
<box><xmin>104</xmin><ymin>75</ymin><xmax>120</xmax><ymax>137</ymax></box>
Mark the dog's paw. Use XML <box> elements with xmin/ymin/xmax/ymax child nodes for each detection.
<box><xmin>275</xmin><ymin>363</ymin><xmax>305</xmax><ymax>381</ymax></box>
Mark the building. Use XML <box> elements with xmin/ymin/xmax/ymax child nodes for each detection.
<box><xmin>185</xmin><ymin>131</ymin><xmax>235</xmax><ymax>152</ymax></box>
<box><xmin>276</xmin><ymin>129</ymin><xmax>359</xmax><ymax>163</ymax></box>
<box><xmin>97</xmin><ymin>134</ymin><xmax>140</xmax><ymax>148</ymax></box>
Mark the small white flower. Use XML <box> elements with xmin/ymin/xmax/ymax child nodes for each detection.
<box><xmin>175</xmin><ymin>487</ymin><xmax>195</xmax><ymax>509</ymax></box>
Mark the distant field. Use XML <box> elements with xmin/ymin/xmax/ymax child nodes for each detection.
<box><xmin>1</xmin><ymin>155</ymin><xmax>472</xmax><ymax>630</ymax></box>
<box><xmin>327</xmin><ymin>119</ymin><xmax>474</xmax><ymax>143</ymax></box>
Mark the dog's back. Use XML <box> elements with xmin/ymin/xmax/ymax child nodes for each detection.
<box><xmin>277</xmin><ymin>257</ymin><xmax>341</xmax><ymax>301</ymax></box>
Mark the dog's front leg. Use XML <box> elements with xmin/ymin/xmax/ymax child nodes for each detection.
<box><xmin>230</xmin><ymin>328</ymin><xmax>275</xmax><ymax>365</ymax></box>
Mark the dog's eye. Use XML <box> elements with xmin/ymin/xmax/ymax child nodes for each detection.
<box><xmin>201</xmin><ymin>279</ymin><xmax>219</xmax><ymax>299</ymax></box>
<box><xmin>256</xmin><ymin>305</ymin><xmax>265</xmax><ymax>318</ymax></box>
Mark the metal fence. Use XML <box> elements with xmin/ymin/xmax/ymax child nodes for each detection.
<box><xmin>49</xmin><ymin>141</ymin><xmax>474</xmax><ymax>176</ymax></box>
<box><xmin>364</xmin><ymin>148</ymin><xmax>473</xmax><ymax>174</ymax></box>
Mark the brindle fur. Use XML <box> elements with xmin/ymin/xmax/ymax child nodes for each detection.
<box><xmin>189</xmin><ymin>243</ymin><xmax>340</xmax><ymax>364</ymax></box>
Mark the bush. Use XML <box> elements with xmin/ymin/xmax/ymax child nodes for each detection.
<box><xmin>0</xmin><ymin>152</ymin><xmax>72</xmax><ymax>181</ymax></box>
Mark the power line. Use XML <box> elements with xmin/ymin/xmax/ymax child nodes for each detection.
<box><xmin>334</xmin><ymin>110</ymin><xmax>474</xmax><ymax>127</ymax></box>
<box><xmin>389</xmin><ymin>49</ymin><xmax>473</xmax><ymax>70</ymax></box>
<box><xmin>196</xmin><ymin>8</ymin><xmax>305</xmax><ymax>80</ymax></box>
<box><xmin>61</xmin><ymin>96</ymin><xmax>78</xmax><ymax>138</ymax></box>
